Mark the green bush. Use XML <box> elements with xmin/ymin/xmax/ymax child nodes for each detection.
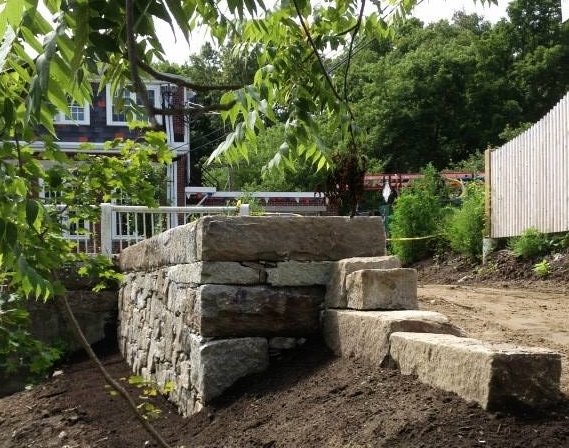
<box><xmin>443</xmin><ymin>183</ymin><xmax>485</xmax><ymax>260</ymax></box>
<box><xmin>508</xmin><ymin>227</ymin><xmax>549</xmax><ymax>258</ymax></box>
<box><xmin>389</xmin><ymin>165</ymin><xmax>449</xmax><ymax>265</ymax></box>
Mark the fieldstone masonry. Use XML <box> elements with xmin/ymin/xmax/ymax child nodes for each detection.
<box><xmin>119</xmin><ymin>216</ymin><xmax>385</xmax><ymax>416</ymax></box>
<box><xmin>119</xmin><ymin>215</ymin><xmax>561</xmax><ymax>416</ymax></box>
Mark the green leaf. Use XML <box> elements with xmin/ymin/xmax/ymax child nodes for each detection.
<box><xmin>164</xmin><ymin>0</ymin><xmax>191</xmax><ymax>43</ymax></box>
<box><xmin>4</xmin><ymin>0</ymin><xmax>25</xmax><ymax>27</ymax></box>
<box><xmin>25</xmin><ymin>200</ymin><xmax>41</xmax><ymax>232</ymax></box>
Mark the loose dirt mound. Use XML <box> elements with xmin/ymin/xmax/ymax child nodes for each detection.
<box><xmin>1</xmin><ymin>250</ymin><xmax>568</xmax><ymax>448</ymax></box>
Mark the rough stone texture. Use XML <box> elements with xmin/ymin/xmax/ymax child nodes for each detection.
<box><xmin>167</xmin><ymin>262</ymin><xmax>263</xmax><ymax>285</ymax></box>
<box><xmin>345</xmin><ymin>268</ymin><xmax>417</xmax><ymax>310</ymax></box>
<box><xmin>325</xmin><ymin>256</ymin><xmax>401</xmax><ymax>308</ymax></box>
<box><xmin>389</xmin><ymin>332</ymin><xmax>561</xmax><ymax>411</ymax></box>
<box><xmin>119</xmin><ymin>220</ymin><xmax>199</xmax><ymax>271</ymax></box>
<box><xmin>119</xmin><ymin>216</ymin><xmax>386</xmax><ymax>270</ymax></box>
<box><xmin>192</xmin><ymin>336</ymin><xmax>269</xmax><ymax>402</ymax></box>
<box><xmin>266</xmin><ymin>261</ymin><xmax>334</xmax><ymax>286</ymax></box>
<box><xmin>189</xmin><ymin>284</ymin><xmax>325</xmax><ymax>338</ymax></box>
<box><xmin>195</xmin><ymin>216</ymin><xmax>386</xmax><ymax>262</ymax></box>
<box><xmin>118</xmin><ymin>272</ymin><xmax>270</xmax><ymax>416</ymax></box>
<box><xmin>322</xmin><ymin>309</ymin><xmax>466</xmax><ymax>366</ymax></box>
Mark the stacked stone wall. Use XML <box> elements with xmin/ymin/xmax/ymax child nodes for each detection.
<box><xmin>119</xmin><ymin>215</ymin><xmax>561</xmax><ymax>415</ymax></box>
<box><xmin>118</xmin><ymin>216</ymin><xmax>385</xmax><ymax>415</ymax></box>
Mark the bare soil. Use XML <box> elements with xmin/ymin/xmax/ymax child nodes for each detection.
<box><xmin>1</xmin><ymin>249</ymin><xmax>569</xmax><ymax>448</ymax></box>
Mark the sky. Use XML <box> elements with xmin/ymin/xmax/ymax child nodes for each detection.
<box><xmin>158</xmin><ymin>0</ymin><xmax>510</xmax><ymax>64</ymax></box>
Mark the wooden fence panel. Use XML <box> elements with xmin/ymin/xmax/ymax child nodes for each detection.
<box><xmin>488</xmin><ymin>93</ymin><xmax>569</xmax><ymax>238</ymax></box>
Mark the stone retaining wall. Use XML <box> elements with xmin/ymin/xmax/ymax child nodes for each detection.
<box><xmin>119</xmin><ymin>215</ymin><xmax>561</xmax><ymax>415</ymax></box>
<box><xmin>118</xmin><ymin>216</ymin><xmax>386</xmax><ymax>416</ymax></box>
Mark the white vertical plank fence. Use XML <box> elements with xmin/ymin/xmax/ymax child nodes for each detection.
<box><xmin>487</xmin><ymin>92</ymin><xmax>569</xmax><ymax>239</ymax></box>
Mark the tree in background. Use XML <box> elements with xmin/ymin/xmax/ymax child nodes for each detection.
<box><xmin>323</xmin><ymin>2</ymin><xmax>569</xmax><ymax>174</ymax></box>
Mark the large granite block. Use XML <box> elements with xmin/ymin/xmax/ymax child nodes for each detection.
<box><xmin>191</xmin><ymin>336</ymin><xmax>269</xmax><ymax>402</ymax></box>
<box><xmin>325</xmin><ymin>256</ymin><xmax>401</xmax><ymax>308</ymax></box>
<box><xmin>195</xmin><ymin>216</ymin><xmax>386</xmax><ymax>261</ymax></box>
<box><xmin>187</xmin><ymin>284</ymin><xmax>325</xmax><ymax>337</ymax></box>
<box><xmin>345</xmin><ymin>268</ymin><xmax>417</xmax><ymax>310</ymax></box>
<box><xmin>389</xmin><ymin>332</ymin><xmax>561</xmax><ymax>411</ymax></box>
<box><xmin>322</xmin><ymin>309</ymin><xmax>465</xmax><ymax>366</ymax></box>
<box><xmin>266</xmin><ymin>261</ymin><xmax>334</xmax><ymax>286</ymax></box>
<box><xmin>119</xmin><ymin>221</ymin><xmax>199</xmax><ymax>271</ymax></box>
<box><xmin>119</xmin><ymin>216</ymin><xmax>386</xmax><ymax>270</ymax></box>
<box><xmin>167</xmin><ymin>262</ymin><xmax>263</xmax><ymax>285</ymax></box>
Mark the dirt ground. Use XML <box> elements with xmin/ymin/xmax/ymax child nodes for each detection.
<box><xmin>1</xmin><ymin>249</ymin><xmax>569</xmax><ymax>448</ymax></box>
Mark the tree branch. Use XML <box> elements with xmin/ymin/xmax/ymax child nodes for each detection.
<box><xmin>343</xmin><ymin>0</ymin><xmax>366</xmax><ymax>103</ymax></box>
<box><xmin>153</xmin><ymin>99</ymin><xmax>237</xmax><ymax>117</ymax></box>
<box><xmin>137</xmin><ymin>59</ymin><xmax>244</xmax><ymax>92</ymax></box>
<box><xmin>291</xmin><ymin>0</ymin><xmax>356</xmax><ymax>127</ymax></box>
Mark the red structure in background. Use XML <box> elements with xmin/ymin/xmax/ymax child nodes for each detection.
<box><xmin>363</xmin><ymin>172</ymin><xmax>485</xmax><ymax>191</ymax></box>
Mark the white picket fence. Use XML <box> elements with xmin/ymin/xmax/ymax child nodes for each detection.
<box><xmin>62</xmin><ymin>203</ymin><xmax>249</xmax><ymax>256</ymax></box>
<box><xmin>487</xmin><ymin>92</ymin><xmax>569</xmax><ymax>239</ymax></box>
<box><xmin>99</xmin><ymin>203</ymin><xmax>250</xmax><ymax>256</ymax></box>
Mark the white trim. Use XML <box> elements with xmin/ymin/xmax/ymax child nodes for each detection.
<box><xmin>105</xmin><ymin>84</ymin><xmax>162</xmax><ymax>126</ymax></box>
<box><xmin>26</xmin><ymin>141</ymin><xmax>182</xmax><ymax>155</ymax></box>
<box><xmin>186</xmin><ymin>190</ymin><xmax>324</xmax><ymax>200</ymax></box>
<box><xmin>54</xmin><ymin>101</ymin><xmax>91</xmax><ymax>125</ymax></box>
<box><xmin>167</xmin><ymin>161</ymin><xmax>178</xmax><ymax>205</ymax></box>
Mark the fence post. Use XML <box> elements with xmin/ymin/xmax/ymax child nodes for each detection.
<box><xmin>100</xmin><ymin>203</ymin><xmax>113</xmax><ymax>257</ymax></box>
<box><xmin>239</xmin><ymin>203</ymin><xmax>250</xmax><ymax>216</ymax></box>
<box><xmin>483</xmin><ymin>149</ymin><xmax>496</xmax><ymax>265</ymax></box>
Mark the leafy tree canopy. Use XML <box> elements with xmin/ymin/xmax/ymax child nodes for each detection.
<box><xmin>0</xmin><ymin>0</ymin><xmax>498</xmax><ymax>172</ymax></box>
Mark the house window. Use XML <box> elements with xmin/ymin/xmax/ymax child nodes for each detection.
<box><xmin>106</xmin><ymin>84</ymin><xmax>161</xmax><ymax>126</ymax></box>
<box><xmin>54</xmin><ymin>99</ymin><xmax>90</xmax><ymax>125</ymax></box>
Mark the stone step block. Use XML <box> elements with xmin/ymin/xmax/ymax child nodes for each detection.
<box><xmin>322</xmin><ymin>309</ymin><xmax>465</xmax><ymax>366</ymax></box>
<box><xmin>345</xmin><ymin>268</ymin><xmax>417</xmax><ymax>310</ymax></box>
<box><xmin>187</xmin><ymin>284</ymin><xmax>325</xmax><ymax>338</ymax></box>
<box><xmin>325</xmin><ymin>256</ymin><xmax>402</xmax><ymax>308</ymax></box>
<box><xmin>389</xmin><ymin>332</ymin><xmax>561</xmax><ymax>411</ymax></box>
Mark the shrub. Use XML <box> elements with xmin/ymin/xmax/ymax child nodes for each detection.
<box><xmin>533</xmin><ymin>259</ymin><xmax>551</xmax><ymax>278</ymax></box>
<box><xmin>443</xmin><ymin>183</ymin><xmax>485</xmax><ymax>260</ymax></box>
<box><xmin>389</xmin><ymin>165</ymin><xmax>449</xmax><ymax>264</ymax></box>
<box><xmin>508</xmin><ymin>227</ymin><xmax>549</xmax><ymax>258</ymax></box>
